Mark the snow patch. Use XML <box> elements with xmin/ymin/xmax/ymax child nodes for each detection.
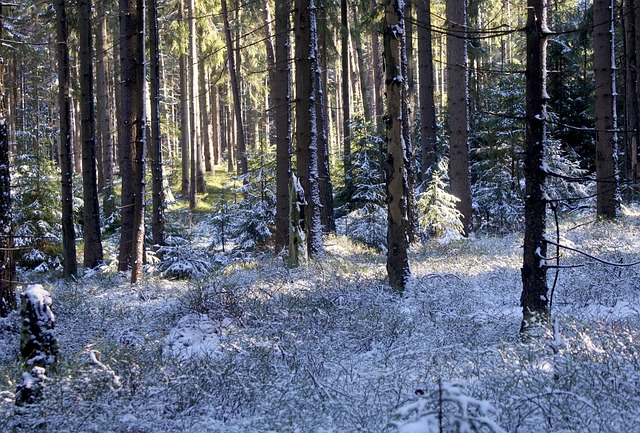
<box><xmin>163</xmin><ymin>314</ymin><xmax>227</xmax><ymax>360</ymax></box>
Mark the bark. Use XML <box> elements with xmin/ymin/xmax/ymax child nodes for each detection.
<box><xmin>179</xmin><ymin>0</ymin><xmax>190</xmax><ymax>197</ymax></box>
<box><xmin>351</xmin><ymin>5</ymin><xmax>372</xmax><ymax>124</ymax></box>
<box><xmin>521</xmin><ymin>0</ymin><xmax>550</xmax><ymax>332</ymax></box>
<box><xmin>55</xmin><ymin>0</ymin><xmax>77</xmax><ymax>279</ymax></box>
<box><xmin>274</xmin><ymin>0</ymin><xmax>291</xmax><ymax>251</ymax></box>
<box><xmin>624</xmin><ymin>0</ymin><xmax>639</xmax><ymax>181</ymax></box>
<box><xmin>341</xmin><ymin>0</ymin><xmax>352</xmax><ymax>194</ymax></box>
<box><xmin>0</xmin><ymin>4</ymin><xmax>15</xmax><ymax>317</ymax></box>
<box><xmin>211</xmin><ymin>83</ymin><xmax>221</xmax><ymax>166</ymax></box>
<box><xmin>222</xmin><ymin>0</ymin><xmax>247</xmax><ymax>179</ymax></box>
<box><xmin>200</xmin><ymin>61</ymin><xmax>213</xmax><ymax>172</ymax></box>
<box><xmin>417</xmin><ymin>0</ymin><xmax>437</xmax><ymax>179</ymax></box>
<box><xmin>447</xmin><ymin>0</ymin><xmax>473</xmax><ymax>235</ymax></box>
<box><xmin>117</xmin><ymin>0</ymin><xmax>146</xmax><ymax>282</ymax></box>
<box><xmin>148</xmin><ymin>0</ymin><xmax>165</xmax><ymax>251</ymax></box>
<box><xmin>294</xmin><ymin>0</ymin><xmax>323</xmax><ymax>257</ymax></box>
<box><xmin>384</xmin><ymin>0</ymin><xmax>411</xmax><ymax>293</ymax></box>
<box><xmin>188</xmin><ymin>0</ymin><xmax>199</xmax><ymax>208</ymax></box>
<box><xmin>594</xmin><ymin>0</ymin><xmax>619</xmax><ymax>218</ymax></box>
<box><xmin>96</xmin><ymin>0</ymin><xmax>116</xmax><ymax>219</ymax></box>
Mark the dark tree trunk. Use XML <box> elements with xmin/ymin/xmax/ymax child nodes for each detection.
<box><xmin>179</xmin><ymin>0</ymin><xmax>190</xmax><ymax>197</ymax></box>
<box><xmin>117</xmin><ymin>0</ymin><xmax>146</xmax><ymax>282</ymax></box>
<box><xmin>417</xmin><ymin>0</ymin><xmax>437</xmax><ymax>179</ymax></box>
<box><xmin>521</xmin><ymin>0</ymin><xmax>550</xmax><ymax>332</ymax></box>
<box><xmin>200</xmin><ymin>61</ymin><xmax>213</xmax><ymax>173</ymax></box>
<box><xmin>148</xmin><ymin>0</ymin><xmax>165</xmax><ymax>251</ymax></box>
<box><xmin>623</xmin><ymin>0</ymin><xmax>639</xmax><ymax>181</ymax></box>
<box><xmin>78</xmin><ymin>0</ymin><xmax>104</xmax><ymax>269</ymax></box>
<box><xmin>188</xmin><ymin>0</ymin><xmax>199</xmax><ymax>209</ymax></box>
<box><xmin>294</xmin><ymin>0</ymin><xmax>323</xmax><ymax>257</ymax></box>
<box><xmin>384</xmin><ymin>0</ymin><xmax>411</xmax><ymax>293</ymax></box>
<box><xmin>594</xmin><ymin>0</ymin><xmax>619</xmax><ymax>218</ymax></box>
<box><xmin>0</xmin><ymin>4</ymin><xmax>15</xmax><ymax>317</ymax></box>
<box><xmin>341</xmin><ymin>0</ymin><xmax>352</xmax><ymax>195</ymax></box>
<box><xmin>55</xmin><ymin>0</ymin><xmax>77</xmax><ymax>279</ymax></box>
<box><xmin>274</xmin><ymin>0</ymin><xmax>292</xmax><ymax>251</ymax></box>
<box><xmin>221</xmin><ymin>0</ymin><xmax>247</xmax><ymax>179</ymax></box>
<box><xmin>96</xmin><ymin>0</ymin><xmax>116</xmax><ymax>220</ymax></box>
<box><xmin>447</xmin><ymin>0</ymin><xmax>473</xmax><ymax>235</ymax></box>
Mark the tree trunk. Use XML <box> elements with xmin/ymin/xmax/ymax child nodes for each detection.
<box><xmin>200</xmin><ymin>61</ymin><xmax>213</xmax><ymax>173</ymax></box>
<box><xmin>221</xmin><ymin>0</ymin><xmax>247</xmax><ymax>179</ymax></box>
<box><xmin>384</xmin><ymin>0</ymin><xmax>411</xmax><ymax>293</ymax></box>
<box><xmin>623</xmin><ymin>0</ymin><xmax>639</xmax><ymax>181</ymax></box>
<box><xmin>212</xmin><ymin>83</ymin><xmax>221</xmax><ymax>166</ymax></box>
<box><xmin>594</xmin><ymin>0</ymin><xmax>619</xmax><ymax>218</ymax></box>
<box><xmin>0</xmin><ymin>4</ymin><xmax>15</xmax><ymax>317</ymax></box>
<box><xmin>148</xmin><ymin>0</ymin><xmax>165</xmax><ymax>251</ymax></box>
<box><xmin>117</xmin><ymin>0</ymin><xmax>146</xmax><ymax>282</ymax></box>
<box><xmin>188</xmin><ymin>0</ymin><xmax>199</xmax><ymax>208</ymax></box>
<box><xmin>55</xmin><ymin>0</ymin><xmax>77</xmax><ymax>279</ymax></box>
<box><xmin>447</xmin><ymin>0</ymin><xmax>473</xmax><ymax>235</ymax></box>
<box><xmin>179</xmin><ymin>0</ymin><xmax>190</xmax><ymax>197</ymax></box>
<box><xmin>294</xmin><ymin>0</ymin><xmax>323</xmax><ymax>257</ymax></box>
<box><xmin>417</xmin><ymin>0</ymin><xmax>437</xmax><ymax>179</ymax></box>
<box><xmin>96</xmin><ymin>0</ymin><xmax>116</xmax><ymax>220</ymax></box>
<box><xmin>274</xmin><ymin>0</ymin><xmax>291</xmax><ymax>251</ymax></box>
<box><xmin>341</xmin><ymin>0</ymin><xmax>352</xmax><ymax>195</ymax></box>
<box><xmin>521</xmin><ymin>0</ymin><xmax>550</xmax><ymax>332</ymax></box>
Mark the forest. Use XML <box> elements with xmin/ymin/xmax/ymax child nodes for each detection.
<box><xmin>0</xmin><ymin>0</ymin><xmax>640</xmax><ymax>431</ymax></box>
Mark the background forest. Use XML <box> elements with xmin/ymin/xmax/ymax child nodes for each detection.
<box><xmin>0</xmin><ymin>0</ymin><xmax>639</xmax><ymax>431</ymax></box>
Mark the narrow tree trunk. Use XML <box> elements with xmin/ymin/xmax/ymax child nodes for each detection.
<box><xmin>200</xmin><ymin>62</ymin><xmax>213</xmax><ymax>172</ymax></box>
<box><xmin>341</xmin><ymin>0</ymin><xmax>352</xmax><ymax>195</ymax></box>
<box><xmin>55</xmin><ymin>0</ymin><xmax>77</xmax><ymax>279</ymax></box>
<box><xmin>78</xmin><ymin>0</ymin><xmax>103</xmax><ymax>269</ymax></box>
<box><xmin>417</xmin><ymin>0</ymin><xmax>438</xmax><ymax>179</ymax></box>
<box><xmin>148</xmin><ymin>0</ymin><xmax>165</xmax><ymax>251</ymax></box>
<box><xmin>447</xmin><ymin>0</ymin><xmax>472</xmax><ymax>235</ymax></box>
<box><xmin>96</xmin><ymin>0</ymin><xmax>116</xmax><ymax>220</ymax></box>
<box><xmin>594</xmin><ymin>0</ymin><xmax>619</xmax><ymax>218</ymax></box>
<box><xmin>274</xmin><ymin>0</ymin><xmax>291</xmax><ymax>251</ymax></box>
<box><xmin>624</xmin><ymin>0</ymin><xmax>639</xmax><ymax>181</ymax></box>
<box><xmin>521</xmin><ymin>0</ymin><xmax>550</xmax><ymax>332</ymax></box>
<box><xmin>188</xmin><ymin>0</ymin><xmax>200</xmax><ymax>208</ymax></box>
<box><xmin>294</xmin><ymin>0</ymin><xmax>323</xmax><ymax>257</ymax></box>
<box><xmin>118</xmin><ymin>0</ymin><xmax>146</xmax><ymax>281</ymax></box>
<box><xmin>351</xmin><ymin>7</ymin><xmax>372</xmax><ymax>124</ymax></box>
<box><xmin>211</xmin><ymin>83</ymin><xmax>221</xmax><ymax>166</ymax></box>
<box><xmin>384</xmin><ymin>0</ymin><xmax>411</xmax><ymax>293</ymax></box>
<box><xmin>179</xmin><ymin>0</ymin><xmax>190</xmax><ymax>197</ymax></box>
<box><xmin>0</xmin><ymin>4</ymin><xmax>15</xmax><ymax>317</ymax></box>
<box><xmin>221</xmin><ymin>0</ymin><xmax>247</xmax><ymax>179</ymax></box>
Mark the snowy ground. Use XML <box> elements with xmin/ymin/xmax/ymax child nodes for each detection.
<box><xmin>1</xmin><ymin>208</ymin><xmax>640</xmax><ymax>432</ymax></box>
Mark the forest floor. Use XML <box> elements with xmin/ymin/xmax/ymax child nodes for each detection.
<box><xmin>1</xmin><ymin>205</ymin><xmax>640</xmax><ymax>432</ymax></box>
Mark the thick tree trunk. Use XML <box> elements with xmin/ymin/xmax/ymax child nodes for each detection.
<box><xmin>384</xmin><ymin>0</ymin><xmax>411</xmax><ymax>293</ymax></box>
<box><xmin>594</xmin><ymin>0</ymin><xmax>619</xmax><ymax>218</ymax></box>
<box><xmin>118</xmin><ymin>0</ymin><xmax>146</xmax><ymax>281</ymax></box>
<box><xmin>222</xmin><ymin>0</ymin><xmax>247</xmax><ymax>179</ymax></box>
<box><xmin>148</xmin><ymin>0</ymin><xmax>165</xmax><ymax>251</ymax></box>
<box><xmin>78</xmin><ymin>0</ymin><xmax>104</xmax><ymax>269</ymax></box>
<box><xmin>274</xmin><ymin>0</ymin><xmax>292</xmax><ymax>251</ymax></box>
<box><xmin>447</xmin><ymin>0</ymin><xmax>473</xmax><ymax>235</ymax></box>
<box><xmin>294</xmin><ymin>0</ymin><xmax>323</xmax><ymax>257</ymax></box>
<box><xmin>521</xmin><ymin>0</ymin><xmax>550</xmax><ymax>332</ymax></box>
<box><xmin>417</xmin><ymin>0</ymin><xmax>437</xmax><ymax>179</ymax></box>
<box><xmin>55</xmin><ymin>0</ymin><xmax>77</xmax><ymax>279</ymax></box>
<box><xmin>0</xmin><ymin>4</ymin><xmax>15</xmax><ymax>317</ymax></box>
<box><xmin>96</xmin><ymin>0</ymin><xmax>116</xmax><ymax>220</ymax></box>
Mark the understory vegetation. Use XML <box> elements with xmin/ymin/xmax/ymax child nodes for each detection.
<box><xmin>1</xmin><ymin>206</ymin><xmax>639</xmax><ymax>432</ymax></box>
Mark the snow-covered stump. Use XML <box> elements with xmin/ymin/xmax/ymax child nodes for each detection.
<box><xmin>15</xmin><ymin>284</ymin><xmax>59</xmax><ymax>406</ymax></box>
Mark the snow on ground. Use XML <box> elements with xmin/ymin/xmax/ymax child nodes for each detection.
<box><xmin>0</xmin><ymin>211</ymin><xmax>640</xmax><ymax>432</ymax></box>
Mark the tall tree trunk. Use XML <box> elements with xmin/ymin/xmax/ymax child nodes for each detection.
<box><xmin>200</xmin><ymin>62</ymin><xmax>213</xmax><ymax>172</ymax></box>
<box><xmin>521</xmin><ymin>0</ymin><xmax>550</xmax><ymax>332</ymax></box>
<box><xmin>188</xmin><ymin>0</ymin><xmax>199</xmax><ymax>208</ymax></box>
<box><xmin>55</xmin><ymin>0</ymin><xmax>77</xmax><ymax>279</ymax></box>
<box><xmin>96</xmin><ymin>0</ymin><xmax>116</xmax><ymax>220</ymax></box>
<box><xmin>0</xmin><ymin>4</ymin><xmax>15</xmax><ymax>317</ymax></box>
<box><xmin>148</xmin><ymin>0</ymin><xmax>165</xmax><ymax>251</ymax></box>
<box><xmin>274</xmin><ymin>0</ymin><xmax>291</xmax><ymax>251</ymax></box>
<box><xmin>341</xmin><ymin>0</ymin><xmax>352</xmax><ymax>195</ymax></box>
<box><xmin>78</xmin><ymin>0</ymin><xmax>104</xmax><ymax>269</ymax></box>
<box><xmin>594</xmin><ymin>0</ymin><xmax>619</xmax><ymax>218</ymax></box>
<box><xmin>221</xmin><ymin>0</ymin><xmax>247</xmax><ymax>179</ymax></box>
<box><xmin>118</xmin><ymin>0</ymin><xmax>146</xmax><ymax>282</ymax></box>
<box><xmin>351</xmin><ymin>6</ymin><xmax>372</xmax><ymax>124</ymax></box>
<box><xmin>295</xmin><ymin>0</ymin><xmax>323</xmax><ymax>257</ymax></box>
<box><xmin>211</xmin><ymin>82</ymin><xmax>221</xmax><ymax>166</ymax></box>
<box><xmin>417</xmin><ymin>0</ymin><xmax>437</xmax><ymax>179</ymax></box>
<box><xmin>384</xmin><ymin>0</ymin><xmax>411</xmax><ymax>293</ymax></box>
<box><xmin>447</xmin><ymin>0</ymin><xmax>473</xmax><ymax>235</ymax></box>
<box><xmin>179</xmin><ymin>0</ymin><xmax>190</xmax><ymax>197</ymax></box>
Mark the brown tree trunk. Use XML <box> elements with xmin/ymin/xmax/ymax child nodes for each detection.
<box><xmin>594</xmin><ymin>0</ymin><xmax>619</xmax><ymax>218</ymax></box>
<box><xmin>200</xmin><ymin>62</ymin><xmax>213</xmax><ymax>173</ymax></box>
<box><xmin>78</xmin><ymin>0</ymin><xmax>104</xmax><ymax>269</ymax></box>
<box><xmin>294</xmin><ymin>0</ymin><xmax>323</xmax><ymax>257</ymax></box>
<box><xmin>341</xmin><ymin>0</ymin><xmax>352</xmax><ymax>195</ymax></box>
<box><xmin>179</xmin><ymin>0</ymin><xmax>190</xmax><ymax>197</ymax></box>
<box><xmin>521</xmin><ymin>0</ymin><xmax>550</xmax><ymax>332</ymax></box>
<box><xmin>384</xmin><ymin>0</ymin><xmax>411</xmax><ymax>293</ymax></box>
<box><xmin>274</xmin><ymin>0</ymin><xmax>291</xmax><ymax>251</ymax></box>
<box><xmin>417</xmin><ymin>0</ymin><xmax>437</xmax><ymax>179</ymax></box>
<box><xmin>55</xmin><ymin>0</ymin><xmax>77</xmax><ymax>279</ymax></box>
<box><xmin>623</xmin><ymin>0</ymin><xmax>639</xmax><ymax>181</ymax></box>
